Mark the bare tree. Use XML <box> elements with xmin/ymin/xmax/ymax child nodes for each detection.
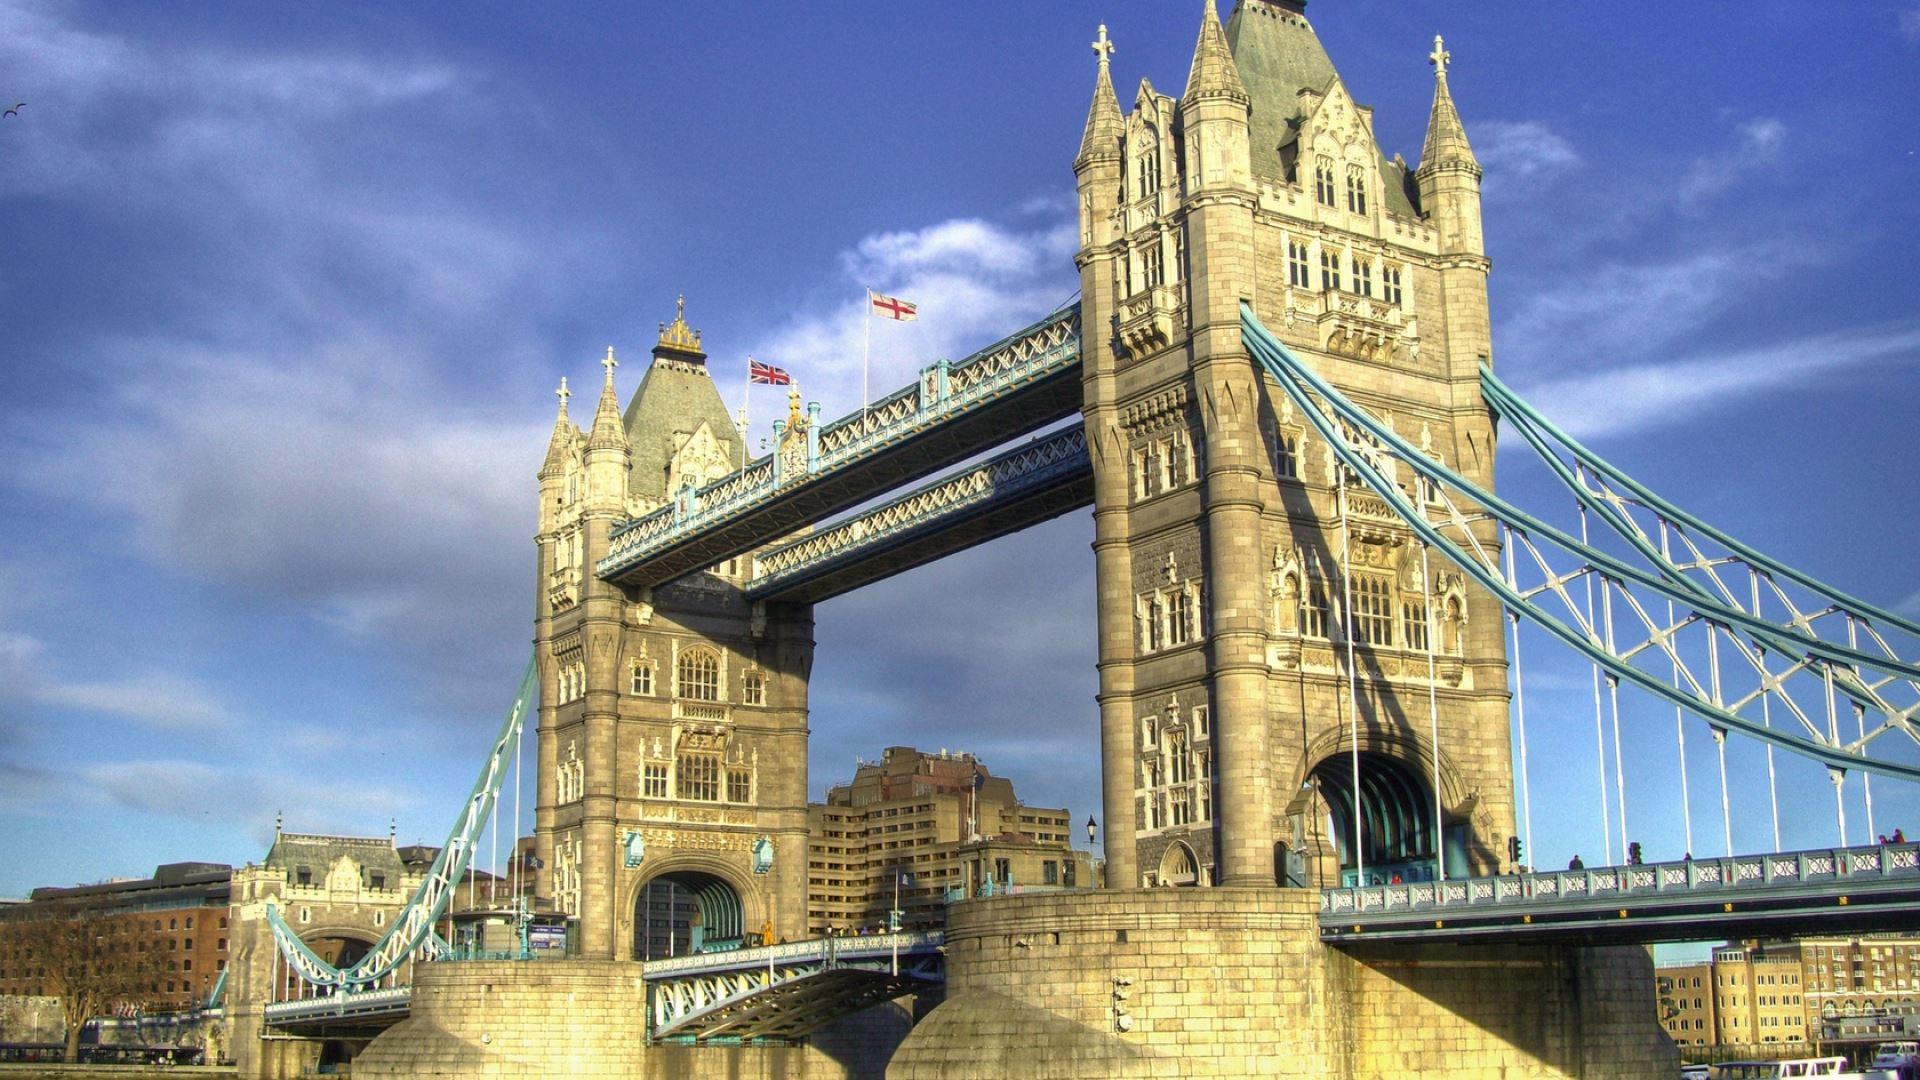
<box><xmin>0</xmin><ymin>907</ymin><xmax>167</xmax><ymax>1062</ymax></box>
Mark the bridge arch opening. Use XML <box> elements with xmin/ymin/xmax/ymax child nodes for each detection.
<box><xmin>1310</xmin><ymin>752</ymin><xmax>1446</xmax><ymax>887</ymax></box>
<box><xmin>632</xmin><ymin>870</ymin><xmax>746</xmax><ymax>960</ymax></box>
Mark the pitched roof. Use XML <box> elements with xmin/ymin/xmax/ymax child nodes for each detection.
<box><xmin>621</xmin><ymin>357</ymin><xmax>742</xmax><ymax>502</ymax></box>
<box><xmin>264</xmin><ymin>832</ymin><xmax>407</xmax><ymax>879</ymax></box>
<box><xmin>1224</xmin><ymin>0</ymin><xmax>1420</xmax><ymax>217</ymax></box>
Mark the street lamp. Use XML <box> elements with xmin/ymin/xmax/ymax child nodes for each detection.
<box><xmin>1086</xmin><ymin>815</ymin><xmax>1097</xmax><ymax>846</ymax></box>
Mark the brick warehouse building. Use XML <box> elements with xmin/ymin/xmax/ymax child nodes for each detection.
<box><xmin>0</xmin><ymin>862</ymin><xmax>232</xmax><ymax>1013</ymax></box>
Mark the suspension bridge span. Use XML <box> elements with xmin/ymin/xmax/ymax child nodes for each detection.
<box><xmin>230</xmin><ymin>3</ymin><xmax>1920</xmax><ymax>1079</ymax></box>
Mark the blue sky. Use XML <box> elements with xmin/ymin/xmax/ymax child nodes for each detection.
<box><xmin>1</xmin><ymin>0</ymin><xmax>1917</xmax><ymax>912</ymax></box>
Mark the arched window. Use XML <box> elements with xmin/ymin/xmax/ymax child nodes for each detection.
<box><xmin>1287</xmin><ymin>240</ymin><xmax>1311</xmax><ymax>288</ymax></box>
<box><xmin>677</xmin><ymin>648</ymin><xmax>720</xmax><ymax>701</ymax></box>
<box><xmin>742</xmin><ymin>670</ymin><xmax>765</xmax><ymax>706</ymax></box>
<box><xmin>631</xmin><ymin>661</ymin><xmax>654</xmax><ymax>697</ymax></box>
<box><xmin>1314</xmin><ymin>157</ymin><xmax>1336</xmax><ymax>206</ymax></box>
<box><xmin>1345</xmin><ymin>166</ymin><xmax>1368</xmax><ymax>214</ymax></box>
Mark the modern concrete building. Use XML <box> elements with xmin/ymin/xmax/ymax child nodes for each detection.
<box><xmin>804</xmin><ymin>746</ymin><xmax>1090</xmax><ymax>936</ymax></box>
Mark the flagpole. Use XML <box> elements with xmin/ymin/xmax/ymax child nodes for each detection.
<box><xmin>861</xmin><ymin>290</ymin><xmax>872</xmax><ymax>433</ymax></box>
<box><xmin>740</xmin><ymin>356</ymin><xmax>751</xmax><ymax>471</ymax></box>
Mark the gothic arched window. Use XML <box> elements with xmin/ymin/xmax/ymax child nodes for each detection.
<box><xmin>1345</xmin><ymin>166</ymin><xmax>1368</xmax><ymax>214</ymax></box>
<box><xmin>1314</xmin><ymin>157</ymin><xmax>1337</xmax><ymax>206</ymax></box>
<box><xmin>677</xmin><ymin>648</ymin><xmax>720</xmax><ymax>701</ymax></box>
<box><xmin>742</xmin><ymin>670</ymin><xmax>765</xmax><ymax>706</ymax></box>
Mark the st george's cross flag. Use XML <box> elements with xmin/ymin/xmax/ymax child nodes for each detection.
<box><xmin>748</xmin><ymin>357</ymin><xmax>792</xmax><ymax>385</ymax></box>
<box><xmin>867</xmin><ymin>290</ymin><xmax>918</xmax><ymax>322</ymax></box>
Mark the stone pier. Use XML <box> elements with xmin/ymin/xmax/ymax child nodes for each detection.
<box><xmin>888</xmin><ymin>889</ymin><xmax>1677</xmax><ymax>1079</ymax></box>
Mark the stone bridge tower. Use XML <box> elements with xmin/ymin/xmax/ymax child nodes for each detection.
<box><xmin>226</xmin><ymin>829</ymin><xmax>425</xmax><ymax>1080</ymax></box>
<box><xmin>533</xmin><ymin>301</ymin><xmax>813</xmax><ymax>961</ymax></box>
<box><xmin>1077</xmin><ymin>0</ymin><xmax>1514</xmax><ymax>891</ymax></box>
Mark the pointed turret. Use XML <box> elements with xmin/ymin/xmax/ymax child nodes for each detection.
<box><xmin>1076</xmin><ymin>24</ymin><xmax>1123</xmax><ymax>170</ymax></box>
<box><xmin>587</xmin><ymin>348</ymin><xmax>627</xmax><ymax>452</ymax></box>
<box><xmin>1417</xmin><ymin>35</ymin><xmax>1479</xmax><ymax>177</ymax></box>
<box><xmin>1414</xmin><ymin>34</ymin><xmax>1484</xmax><ymax>256</ymax></box>
<box><xmin>541</xmin><ymin>377</ymin><xmax>575</xmax><ymax>480</ymax></box>
<box><xmin>1184</xmin><ymin>0</ymin><xmax>1249</xmax><ymax>106</ymax></box>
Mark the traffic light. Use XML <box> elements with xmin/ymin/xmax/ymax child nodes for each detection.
<box><xmin>1507</xmin><ymin>834</ymin><xmax>1522</xmax><ymax>867</ymax></box>
<box><xmin>1627</xmin><ymin>841</ymin><xmax>1643</xmax><ymax>866</ymax></box>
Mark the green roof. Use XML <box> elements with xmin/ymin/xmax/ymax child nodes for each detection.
<box><xmin>1225</xmin><ymin>1</ymin><xmax>1421</xmax><ymax>217</ymax></box>
<box><xmin>621</xmin><ymin>356</ymin><xmax>743</xmax><ymax>502</ymax></box>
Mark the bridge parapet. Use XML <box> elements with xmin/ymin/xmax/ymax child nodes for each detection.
<box><xmin>598</xmin><ymin>307</ymin><xmax>1081</xmax><ymax>583</ymax></box>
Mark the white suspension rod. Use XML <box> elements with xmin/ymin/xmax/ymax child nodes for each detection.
<box><xmin>1576</xmin><ymin>471</ymin><xmax>1614</xmax><ymax>864</ymax></box>
<box><xmin>1422</xmin><ymin>540</ymin><xmax>1445</xmax><ymax>880</ymax></box>
<box><xmin>1339</xmin><ymin>471</ymin><xmax>1365</xmax><ymax>883</ymax></box>
<box><xmin>1504</xmin><ymin>527</ymin><xmax>1535</xmax><ymax>870</ymax></box>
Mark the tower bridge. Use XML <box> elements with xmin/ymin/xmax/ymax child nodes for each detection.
<box><xmin>237</xmin><ymin>2</ymin><xmax>1920</xmax><ymax>1078</ymax></box>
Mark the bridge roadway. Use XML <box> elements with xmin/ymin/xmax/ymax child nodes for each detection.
<box><xmin>1320</xmin><ymin>841</ymin><xmax>1920</xmax><ymax>946</ymax></box>
<box><xmin>599</xmin><ymin>307</ymin><xmax>1083</xmax><ymax>589</ymax></box>
<box><xmin>260</xmin><ymin>843</ymin><xmax>1920</xmax><ymax>1043</ymax></box>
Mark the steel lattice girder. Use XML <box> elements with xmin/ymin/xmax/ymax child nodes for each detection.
<box><xmin>746</xmin><ymin>425</ymin><xmax>1093</xmax><ymax>603</ymax></box>
<box><xmin>599</xmin><ymin>310</ymin><xmax>1083</xmax><ymax>588</ymax></box>
<box><xmin>650</xmin><ymin>957</ymin><xmax>940</xmax><ymax>1042</ymax></box>
<box><xmin>1241</xmin><ymin>303</ymin><xmax>1920</xmax><ymax>783</ymax></box>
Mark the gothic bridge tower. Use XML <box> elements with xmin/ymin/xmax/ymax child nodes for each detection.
<box><xmin>1077</xmin><ymin>0</ymin><xmax>1512</xmax><ymax>891</ymax></box>
<box><xmin>533</xmin><ymin>301</ymin><xmax>813</xmax><ymax>960</ymax></box>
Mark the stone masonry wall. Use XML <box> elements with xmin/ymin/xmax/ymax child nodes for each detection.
<box><xmin>348</xmin><ymin>959</ymin><xmax>904</xmax><ymax>1080</ymax></box>
<box><xmin>891</xmin><ymin>890</ymin><xmax>1679</xmax><ymax>1079</ymax></box>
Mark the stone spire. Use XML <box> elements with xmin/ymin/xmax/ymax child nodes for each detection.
<box><xmin>1418</xmin><ymin>34</ymin><xmax>1479</xmax><ymax>177</ymax></box>
<box><xmin>541</xmin><ymin>376</ymin><xmax>575</xmax><ymax>478</ymax></box>
<box><xmin>1076</xmin><ymin>24</ymin><xmax>1124</xmax><ymax>169</ymax></box>
<box><xmin>1183</xmin><ymin>0</ymin><xmax>1249</xmax><ymax>106</ymax></box>
<box><xmin>587</xmin><ymin>346</ymin><xmax>627</xmax><ymax>451</ymax></box>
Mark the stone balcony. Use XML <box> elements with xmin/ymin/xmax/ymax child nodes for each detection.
<box><xmin>1282</xmin><ymin>286</ymin><xmax>1410</xmax><ymax>363</ymax></box>
<box><xmin>1117</xmin><ymin>283</ymin><xmax>1184</xmax><ymax>359</ymax></box>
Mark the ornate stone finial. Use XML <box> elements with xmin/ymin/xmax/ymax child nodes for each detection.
<box><xmin>555</xmin><ymin>376</ymin><xmax>571</xmax><ymax>413</ymax></box>
<box><xmin>1092</xmin><ymin>24</ymin><xmax>1115</xmax><ymax>69</ymax></box>
<box><xmin>785</xmin><ymin>385</ymin><xmax>804</xmax><ymax>428</ymax></box>
<box><xmin>657</xmin><ymin>294</ymin><xmax>705</xmax><ymax>355</ymax></box>
<box><xmin>602</xmin><ymin>345</ymin><xmax>618</xmax><ymax>385</ymax></box>
<box><xmin>275</xmin><ymin>810</ymin><xmax>283</xmax><ymax>836</ymax></box>
<box><xmin>1429</xmin><ymin>34</ymin><xmax>1451</xmax><ymax>79</ymax></box>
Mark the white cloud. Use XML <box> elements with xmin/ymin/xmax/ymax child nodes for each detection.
<box><xmin>85</xmin><ymin>760</ymin><xmax>415</xmax><ymax>841</ymax></box>
<box><xmin>1498</xmin><ymin>243</ymin><xmax>1798</xmax><ymax>369</ymax></box>
<box><xmin>1679</xmin><ymin>117</ymin><xmax>1787</xmax><ymax>203</ymax></box>
<box><xmin>753</xmin><ymin>216</ymin><xmax>1077</xmax><ymax>421</ymax></box>
<box><xmin>1474</xmin><ymin>120</ymin><xmax>1581</xmax><ymax>187</ymax></box>
<box><xmin>35</xmin><ymin>670</ymin><xmax>230</xmax><ymax>730</ymax></box>
<box><xmin>1510</xmin><ymin>325</ymin><xmax>1920</xmax><ymax>440</ymax></box>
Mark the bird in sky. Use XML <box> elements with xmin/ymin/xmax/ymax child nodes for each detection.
<box><xmin>2</xmin><ymin>104</ymin><xmax>22</xmax><ymax>118</ymax></box>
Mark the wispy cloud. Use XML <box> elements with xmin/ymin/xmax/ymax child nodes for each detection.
<box><xmin>1511</xmin><ymin>325</ymin><xmax>1920</xmax><ymax>440</ymax></box>
<box><xmin>1475</xmin><ymin>120</ymin><xmax>1581</xmax><ymax>191</ymax></box>
<box><xmin>1499</xmin><ymin>242</ymin><xmax>1800</xmax><ymax>370</ymax></box>
<box><xmin>84</xmin><ymin>760</ymin><xmax>415</xmax><ymax>843</ymax></box>
<box><xmin>35</xmin><ymin>670</ymin><xmax>230</xmax><ymax>730</ymax></box>
<box><xmin>1899</xmin><ymin>8</ymin><xmax>1920</xmax><ymax>44</ymax></box>
<box><xmin>1679</xmin><ymin>117</ymin><xmax>1788</xmax><ymax>204</ymax></box>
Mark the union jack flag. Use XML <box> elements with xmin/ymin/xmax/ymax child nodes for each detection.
<box><xmin>748</xmin><ymin>358</ymin><xmax>791</xmax><ymax>385</ymax></box>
